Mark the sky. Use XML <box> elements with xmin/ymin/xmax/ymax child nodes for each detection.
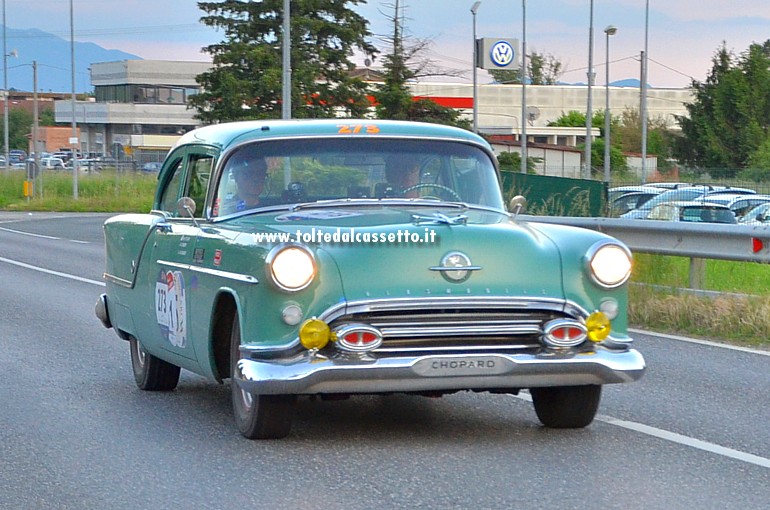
<box><xmin>4</xmin><ymin>0</ymin><xmax>770</xmax><ymax>90</ymax></box>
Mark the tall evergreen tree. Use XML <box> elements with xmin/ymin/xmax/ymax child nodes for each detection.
<box><xmin>191</xmin><ymin>0</ymin><xmax>377</xmax><ymax>123</ymax></box>
<box><xmin>675</xmin><ymin>41</ymin><xmax>770</xmax><ymax>177</ymax></box>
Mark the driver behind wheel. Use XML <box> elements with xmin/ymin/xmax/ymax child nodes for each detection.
<box><xmin>385</xmin><ymin>153</ymin><xmax>422</xmax><ymax>198</ymax></box>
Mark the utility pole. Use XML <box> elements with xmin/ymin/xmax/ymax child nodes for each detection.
<box><xmin>584</xmin><ymin>0</ymin><xmax>595</xmax><ymax>179</ymax></box>
<box><xmin>70</xmin><ymin>0</ymin><xmax>78</xmax><ymax>198</ymax></box>
<box><xmin>33</xmin><ymin>60</ymin><xmax>41</xmax><ymax>197</ymax></box>
<box><xmin>281</xmin><ymin>0</ymin><xmax>291</xmax><ymax>120</ymax></box>
<box><xmin>520</xmin><ymin>0</ymin><xmax>527</xmax><ymax>174</ymax></box>
<box><xmin>640</xmin><ymin>0</ymin><xmax>649</xmax><ymax>184</ymax></box>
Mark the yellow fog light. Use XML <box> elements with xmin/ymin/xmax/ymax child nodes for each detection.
<box><xmin>585</xmin><ymin>311</ymin><xmax>611</xmax><ymax>343</ymax></box>
<box><xmin>299</xmin><ymin>318</ymin><xmax>331</xmax><ymax>350</ymax></box>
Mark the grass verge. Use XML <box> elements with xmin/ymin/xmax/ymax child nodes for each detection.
<box><xmin>0</xmin><ymin>169</ymin><xmax>156</xmax><ymax>212</ymax></box>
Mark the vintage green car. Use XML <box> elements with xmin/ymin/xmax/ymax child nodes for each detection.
<box><xmin>96</xmin><ymin>119</ymin><xmax>645</xmax><ymax>439</ymax></box>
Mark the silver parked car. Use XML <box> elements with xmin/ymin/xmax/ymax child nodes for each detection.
<box><xmin>738</xmin><ymin>202</ymin><xmax>770</xmax><ymax>225</ymax></box>
<box><xmin>646</xmin><ymin>201</ymin><xmax>737</xmax><ymax>224</ymax></box>
<box><xmin>694</xmin><ymin>193</ymin><xmax>770</xmax><ymax>219</ymax></box>
<box><xmin>620</xmin><ymin>186</ymin><xmax>713</xmax><ymax>219</ymax></box>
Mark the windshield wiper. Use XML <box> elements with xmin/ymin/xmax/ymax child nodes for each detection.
<box><xmin>290</xmin><ymin>198</ymin><xmax>469</xmax><ymax>212</ymax></box>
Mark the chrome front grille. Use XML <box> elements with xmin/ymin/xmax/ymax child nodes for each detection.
<box><xmin>327</xmin><ymin>307</ymin><xmax>571</xmax><ymax>355</ymax></box>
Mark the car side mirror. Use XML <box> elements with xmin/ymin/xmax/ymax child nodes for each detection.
<box><xmin>508</xmin><ymin>195</ymin><xmax>527</xmax><ymax>216</ymax></box>
<box><xmin>176</xmin><ymin>197</ymin><xmax>197</xmax><ymax>221</ymax></box>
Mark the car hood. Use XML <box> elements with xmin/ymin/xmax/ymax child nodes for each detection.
<box><xmin>228</xmin><ymin>206</ymin><xmax>565</xmax><ymax>303</ymax></box>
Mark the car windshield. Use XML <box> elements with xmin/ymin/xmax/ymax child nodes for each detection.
<box><xmin>212</xmin><ymin>138</ymin><xmax>503</xmax><ymax>217</ymax></box>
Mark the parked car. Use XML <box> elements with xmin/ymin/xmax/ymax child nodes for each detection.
<box><xmin>9</xmin><ymin>149</ymin><xmax>26</xmax><ymax>164</ymax></box>
<box><xmin>694</xmin><ymin>193</ymin><xmax>770</xmax><ymax>219</ymax></box>
<box><xmin>620</xmin><ymin>186</ymin><xmax>713</xmax><ymax>219</ymax></box>
<box><xmin>610</xmin><ymin>190</ymin><xmax>663</xmax><ymax>216</ymax></box>
<box><xmin>95</xmin><ymin>119</ymin><xmax>644</xmax><ymax>439</ymax></box>
<box><xmin>141</xmin><ymin>161</ymin><xmax>162</xmax><ymax>172</ymax></box>
<box><xmin>737</xmin><ymin>202</ymin><xmax>770</xmax><ymax>225</ymax></box>
<box><xmin>607</xmin><ymin>185</ymin><xmax>666</xmax><ymax>204</ymax></box>
<box><xmin>646</xmin><ymin>201</ymin><xmax>737</xmax><ymax>224</ymax></box>
<box><xmin>39</xmin><ymin>157</ymin><xmax>66</xmax><ymax>170</ymax></box>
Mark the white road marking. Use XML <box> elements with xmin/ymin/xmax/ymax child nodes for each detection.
<box><xmin>513</xmin><ymin>392</ymin><xmax>770</xmax><ymax>469</ymax></box>
<box><xmin>598</xmin><ymin>415</ymin><xmax>770</xmax><ymax>469</ymax></box>
<box><xmin>0</xmin><ymin>256</ymin><xmax>105</xmax><ymax>286</ymax></box>
<box><xmin>0</xmin><ymin>225</ymin><xmax>92</xmax><ymax>244</ymax></box>
<box><xmin>0</xmin><ymin>226</ymin><xmax>60</xmax><ymax>239</ymax></box>
<box><xmin>630</xmin><ymin>328</ymin><xmax>770</xmax><ymax>356</ymax></box>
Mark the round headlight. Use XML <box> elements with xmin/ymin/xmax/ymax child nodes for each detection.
<box><xmin>588</xmin><ymin>242</ymin><xmax>632</xmax><ymax>288</ymax></box>
<box><xmin>267</xmin><ymin>245</ymin><xmax>316</xmax><ymax>291</ymax></box>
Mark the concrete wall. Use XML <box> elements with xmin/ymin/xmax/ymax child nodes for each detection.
<box><xmin>409</xmin><ymin>82</ymin><xmax>693</xmax><ymax>132</ymax></box>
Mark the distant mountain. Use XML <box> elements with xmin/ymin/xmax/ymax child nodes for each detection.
<box><xmin>610</xmin><ymin>78</ymin><xmax>641</xmax><ymax>87</ymax></box>
<box><xmin>563</xmin><ymin>78</ymin><xmax>648</xmax><ymax>88</ymax></box>
<box><xmin>3</xmin><ymin>26</ymin><xmax>141</xmax><ymax>93</ymax></box>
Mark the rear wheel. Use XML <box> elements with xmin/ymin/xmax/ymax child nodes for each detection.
<box><xmin>530</xmin><ymin>385</ymin><xmax>602</xmax><ymax>428</ymax></box>
<box><xmin>230</xmin><ymin>312</ymin><xmax>296</xmax><ymax>439</ymax></box>
<box><xmin>129</xmin><ymin>337</ymin><xmax>180</xmax><ymax>391</ymax></box>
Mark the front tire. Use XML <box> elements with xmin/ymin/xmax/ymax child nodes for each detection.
<box><xmin>230</xmin><ymin>312</ymin><xmax>296</xmax><ymax>439</ymax></box>
<box><xmin>129</xmin><ymin>337</ymin><xmax>180</xmax><ymax>391</ymax></box>
<box><xmin>530</xmin><ymin>385</ymin><xmax>602</xmax><ymax>428</ymax></box>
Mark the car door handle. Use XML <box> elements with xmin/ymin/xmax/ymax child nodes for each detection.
<box><xmin>156</xmin><ymin>223</ymin><xmax>172</xmax><ymax>234</ymax></box>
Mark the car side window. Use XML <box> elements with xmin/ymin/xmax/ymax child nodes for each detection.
<box><xmin>186</xmin><ymin>154</ymin><xmax>214</xmax><ymax>217</ymax></box>
<box><xmin>158</xmin><ymin>158</ymin><xmax>184</xmax><ymax>214</ymax></box>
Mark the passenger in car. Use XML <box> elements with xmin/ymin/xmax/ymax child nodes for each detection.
<box><xmin>218</xmin><ymin>154</ymin><xmax>268</xmax><ymax>215</ymax></box>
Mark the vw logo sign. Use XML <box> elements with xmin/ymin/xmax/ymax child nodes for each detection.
<box><xmin>490</xmin><ymin>40</ymin><xmax>514</xmax><ymax>67</ymax></box>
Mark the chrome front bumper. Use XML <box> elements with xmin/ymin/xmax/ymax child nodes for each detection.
<box><xmin>234</xmin><ymin>348</ymin><xmax>646</xmax><ymax>395</ymax></box>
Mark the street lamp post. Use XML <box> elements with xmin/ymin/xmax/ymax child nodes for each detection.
<box><xmin>603</xmin><ymin>25</ymin><xmax>617</xmax><ymax>184</ymax></box>
<box><xmin>471</xmin><ymin>1</ymin><xmax>481</xmax><ymax>134</ymax></box>
<box><xmin>2</xmin><ymin>0</ymin><xmax>8</xmax><ymax>172</ymax></box>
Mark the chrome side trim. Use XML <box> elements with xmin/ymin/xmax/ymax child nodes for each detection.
<box><xmin>157</xmin><ymin>260</ymin><xmax>259</xmax><ymax>284</ymax></box>
<box><xmin>429</xmin><ymin>265</ymin><xmax>483</xmax><ymax>272</ymax></box>
<box><xmin>103</xmin><ymin>273</ymin><xmax>133</xmax><ymax>288</ymax></box>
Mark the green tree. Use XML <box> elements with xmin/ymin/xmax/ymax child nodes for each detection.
<box><xmin>675</xmin><ymin>41</ymin><xmax>770</xmax><ymax>177</ymax></box>
<box><xmin>547</xmin><ymin>110</ymin><xmax>631</xmax><ymax>177</ymax></box>
<box><xmin>741</xmin><ymin>138</ymin><xmax>770</xmax><ymax>181</ymax></box>
<box><xmin>0</xmin><ymin>107</ymin><xmax>56</xmax><ymax>151</ymax></box>
<box><xmin>496</xmin><ymin>150</ymin><xmax>538</xmax><ymax>173</ymax></box>
<box><xmin>372</xmin><ymin>0</ymin><xmax>468</xmax><ymax>128</ymax></box>
<box><xmin>191</xmin><ymin>0</ymin><xmax>377</xmax><ymax>122</ymax></box>
<box><xmin>488</xmin><ymin>51</ymin><xmax>564</xmax><ymax>85</ymax></box>
<box><xmin>614</xmin><ymin>108</ymin><xmax>674</xmax><ymax>158</ymax></box>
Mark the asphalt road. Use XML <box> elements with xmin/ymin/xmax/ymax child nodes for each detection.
<box><xmin>1</xmin><ymin>212</ymin><xmax>768</xmax><ymax>510</ymax></box>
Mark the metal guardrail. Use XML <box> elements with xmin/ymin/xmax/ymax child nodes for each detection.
<box><xmin>525</xmin><ymin>216</ymin><xmax>770</xmax><ymax>263</ymax></box>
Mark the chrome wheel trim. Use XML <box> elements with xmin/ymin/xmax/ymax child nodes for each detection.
<box><xmin>135</xmin><ymin>340</ymin><xmax>147</xmax><ymax>368</ymax></box>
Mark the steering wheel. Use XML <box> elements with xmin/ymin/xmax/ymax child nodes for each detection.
<box><xmin>402</xmin><ymin>183</ymin><xmax>462</xmax><ymax>202</ymax></box>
